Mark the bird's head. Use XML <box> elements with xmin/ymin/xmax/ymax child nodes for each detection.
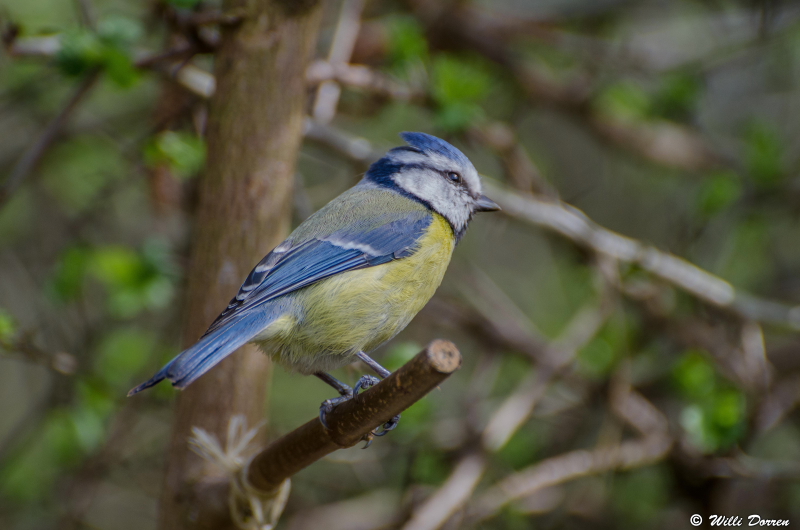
<box><xmin>365</xmin><ymin>132</ymin><xmax>500</xmax><ymax>239</ymax></box>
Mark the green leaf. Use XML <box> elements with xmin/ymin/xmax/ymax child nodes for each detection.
<box><xmin>673</xmin><ymin>350</ymin><xmax>716</xmax><ymax>400</ymax></box>
<box><xmin>430</xmin><ymin>54</ymin><xmax>493</xmax><ymax>132</ymax></box>
<box><xmin>594</xmin><ymin>81</ymin><xmax>651</xmax><ymax>121</ymax></box>
<box><xmin>680</xmin><ymin>391</ymin><xmax>747</xmax><ymax>454</ymax></box>
<box><xmin>56</xmin><ymin>30</ymin><xmax>105</xmax><ymax>77</ymax></box>
<box><xmin>431</xmin><ymin>55</ymin><xmax>491</xmax><ymax>106</ymax></box>
<box><xmin>696</xmin><ymin>172</ymin><xmax>742</xmax><ymax>216</ymax></box>
<box><xmin>144</xmin><ymin>131</ymin><xmax>206</xmax><ymax>178</ymax></box>
<box><xmin>96</xmin><ymin>15</ymin><xmax>142</xmax><ymax>49</ymax></box>
<box><xmin>435</xmin><ymin>101</ymin><xmax>484</xmax><ymax>133</ymax></box>
<box><xmin>652</xmin><ymin>72</ymin><xmax>701</xmax><ymax>122</ymax></box>
<box><xmin>0</xmin><ymin>308</ymin><xmax>17</xmax><ymax>344</ymax></box>
<box><xmin>55</xmin><ymin>18</ymin><xmax>142</xmax><ymax>88</ymax></box>
<box><xmin>89</xmin><ymin>246</ymin><xmax>144</xmax><ymax>287</ymax></box>
<box><xmin>86</xmin><ymin>244</ymin><xmax>177</xmax><ymax>318</ymax></box>
<box><xmin>386</xmin><ymin>15</ymin><xmax>429</xmax><ymax>66</ymax></box>
<box><xmin>675</xmin><ymin>350</ymin><xmax>747</xmax><ymax>453</ymax></box>
<box><xmin>101</xmin><ymin>46</ymin><xmax>140</xmax><ymax>88</ymax></box>
<box><xmin>745</xmin><ymin>122</ymin><xmax>785</xmax><ymax>187</ymax></box>
<box><xmin>710</xmin><ymin>388</ymin><xmax>746</xmax><ymax>428</ymax></box>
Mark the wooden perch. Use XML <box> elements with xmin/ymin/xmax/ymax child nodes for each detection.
<box><xmin>245</xmin><ymin>340</ymin><xmax>462</xmax><ymax>492</ymax></box>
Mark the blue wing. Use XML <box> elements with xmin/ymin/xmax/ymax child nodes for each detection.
<box><xmin>128</xmin><ymin>211</ymin><xmax>433</xmax><ymax>395</ymax></box>
<box><xmin>205</xmin><ymin>213</ymin><xmax>433</xmax><ymax>334</ymax></box>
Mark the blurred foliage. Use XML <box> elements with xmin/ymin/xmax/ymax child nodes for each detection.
<box><xmin>695</xmin><ymin>171</ymin><xmax>742</xmax><ymax>217</ymax></box>
<box><xmin>674</xmin><ymin>350</ymin><xmax>747</xmax><ymax>453</ymax></box>
<box><xmin>51</xmin><ymin>240</ymin><xmax>176</xmax><ymax>318</ymax></box>
<box><xmin>143</xmin><ymin>131</ymin><xmax>206</xmax><ymax>179</ymax></box>
<box><xmin>1</xmin><ymin>0</ymin><xmax>799</xmax><ymax>528</ymax></box>
<box><xmin>0</xmin><ymin>309</ymin><xmax>16</xmax><ymax>344</ymax></box>
<box><xmin>386</xmin><ymin>15</ymin><xmax>429</xmax><ymax>67</ymax></box>
<box><xmin>56</xmin><ymin>16</ymin><xmax>142</xmax><ymax>87</ymax></box>
<box><xmin>431</xmin><ymin>55</ymin><xmax>492</xmax><ymax>131</ymax></box>
<box><xmin>745</xmin><ymin>121</ymin><xmax>786</xmax><ymax>188</ymax></box>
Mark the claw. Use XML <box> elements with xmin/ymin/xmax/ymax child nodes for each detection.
<box><xmin>319</xmin><ymin>399</ymin><xmax>334</xmax><ymax>430</ymax></box>
<box><xmin>354</xmin><ymin>375</ymin><xmax>380</xmax><ymax>395</ymax></box>
<box><xmin>318</xmin><ymin>374</ymin><xmax>401</xmax><ymax>445</ymax></box>
<box><xmin>361</xmin><ymin>431</ymin><xmax>375</xmax><ymax>449</ymax></box>
<box><xmin>373</xmin><ymin>414</ymin><xmax>401</xmax><ymax>437</ymax></box>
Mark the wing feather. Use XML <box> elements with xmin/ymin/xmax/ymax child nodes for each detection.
<box><xmin>204</xmin><ymin>213</ymin><xmax>433</xmax><ymax>334</ymax></box>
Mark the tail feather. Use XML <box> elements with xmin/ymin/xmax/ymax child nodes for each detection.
<box><xmin>127</xmin><ymin>312</ymin><xmax>272</xmax><ymax>396</ymax></box>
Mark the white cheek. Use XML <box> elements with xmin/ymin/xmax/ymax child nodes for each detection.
<box><xmin>394</xmin><ymin>170</ymin><xmax>447</xmax><ymax>203</ymax></box>
<box><xmin>394</xmin><ymin>171</ymin><xmax>472</xmax><ymax>230</ymax></box>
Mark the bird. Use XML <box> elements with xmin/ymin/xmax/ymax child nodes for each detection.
<box><xmin>128</xmin><ymin>132</ymin><xmax>499</xmax><ymax>435</ymax></box>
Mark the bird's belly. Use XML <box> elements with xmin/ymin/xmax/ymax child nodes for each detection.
<box><xmin>255</xmin><ymin>215</ymin><xmax>455</xmax><ymax>374</ymax></box>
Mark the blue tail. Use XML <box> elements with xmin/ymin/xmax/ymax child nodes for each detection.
<box><xmin>127</xmin><ymin>311</ymin><xmax>273</xmax><ymax>396</ymax></box>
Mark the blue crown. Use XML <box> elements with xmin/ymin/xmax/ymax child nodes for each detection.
<box><xmin>399</xmin><ymin>132</ymin><xmax>470</xmax><ymax>166</ymax></box>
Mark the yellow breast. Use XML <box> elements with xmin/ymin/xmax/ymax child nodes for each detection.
<box><xmin>258</xmin><ymin>214</ymin><xmax>455</xmax><ymax>373</ymax></box>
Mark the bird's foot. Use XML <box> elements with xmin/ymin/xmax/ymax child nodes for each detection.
<box><xmin>317</xmin><ymin>375</ymin><xmax>401</xmax><ymax>446</ymax></box>
<box><xmin>318</xmin><ymin>374</ymin><xmax>380</xmax><ymax>430</ymax></box>
<box><xmin>374</xmin><ymin>414</ymin><xmax>401</xmax><ymax>437</ymax></box>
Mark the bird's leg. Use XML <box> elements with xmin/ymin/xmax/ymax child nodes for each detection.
<box><xmin>356</xmin><ymin>350</ymin><xmax>391</xmax><ymax>378</ymax></box>
<box><xmin>356</xmin><ymin>351</ymin><xmax>401</xmax><ymax>436</ymax></box>
<box><xmin>316</xmin><ymin>372</ymin><xmax>352</xmax><ymax>429</ymax></box>
<box><xmin>316</xmin><ymin>372</ymin><xmax>353</xmax><ymax>397</ymax></box>
<box><xmin>316</xmin><ymin>371</ymin><xmax>381</xmax><ymax>430</ymax></box>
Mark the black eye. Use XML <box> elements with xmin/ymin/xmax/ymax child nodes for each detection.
<box><xmin>448</xmin><ymin>172</ymin><xmax>462</xmax><ymax>183</ymax></box>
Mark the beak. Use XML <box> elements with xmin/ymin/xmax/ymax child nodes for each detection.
<box><xmin>474</xmin><ymin>194</ymin><xmax>501</xmax><ymax>212</ymax></box>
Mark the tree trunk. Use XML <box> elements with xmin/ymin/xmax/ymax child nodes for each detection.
<box><xmin>158</xmin><ymin>2</ymin><xmax>322</xmax><ymax>529</ymax></box>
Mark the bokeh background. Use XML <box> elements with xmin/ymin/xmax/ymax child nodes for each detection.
<box><xmin>2</xmin><ymin>0</ymin><xmax>800</xmax><ymax>528</ymax></box>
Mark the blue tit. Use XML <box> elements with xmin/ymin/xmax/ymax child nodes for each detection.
<box><xmin>129</xmin><ymin>132</ymin><xmax>499</xmax><ymax>432</ymax></box>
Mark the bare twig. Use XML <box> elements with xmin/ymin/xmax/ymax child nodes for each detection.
<box><xmin>470</xmin><ymin>122</ymin><xmax>559</xmax><ymax>198</ymax></box>
<box><xmin>403</xmin><ymin>264</ymin><xmax>615</xmax><ymax>530</ymax></box>
<box><xmin>0</xmin><ymin>70</ymin><xmax>100</xmax><ymax>209</ymax></box>
<box><xmin>406</xmin><ymin>2</ymin><xmax>726</xmax><ymax>172</ymax></box>
<box><xmin>311</xmin><ymin>0</ymin><xmax>366</xmax><ymax>124</ymax></box>
<box><xmin>295</xmin><ymin>123</ymin><xmax>800</xmax><ymax>330</ymax></box>
<box><xmin>484</xmin><ymin>182</ymin><xmax>800</xmax><ymax>330</ymax></box>
<box><xmin>469</xmin><ymin>386</ymin><xmax>671</xmax><ymax>523</ymax></box>
<box><xmin>756</xmin><ymin>374</ymin><xmax>800</xmax><ymax>432</ymax></box>
<box><xmin>400</xmin><ymin>452</ymin><xmax>486</xmax><ymax>530</ymax></box>
<box><xmin>245</xmin><ymin>340</ymin><xmax>461</xmax><ymax>493</ymax></box>
<box><xmin>307</xmin><ymin>60</ymin><xmax>422</xmax><ymax>102</ymax></box>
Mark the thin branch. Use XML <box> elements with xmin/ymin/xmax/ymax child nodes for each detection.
<box><xmin>311</xmin><ymin>0</ymin><xmax>366</xmax><ymax>124</ymax></box>
<box><xmin>400</xmin><ymin>452</ymin><xmax>487</xmax><ymax>530</ymax></box>
<box><xmin>0</xmin><ymin>70</ymin><xmax>100</xmax><ymax>209</ymax></box>
<box><xmin>469</xmin><ymin>122</ymin><xmax>559</xmax><ymax>199</ymax></box>
<box><xmin>307</xmin><ymin>60</ymin><xmax>423</xmax><ymax>102</ymax></box>
<box><xmin>406</xmin><ymin>2</ymin><xmax>726</xmax><ymax>172</ymax></box>
<box><xmin>297</xmin><ymin>123</ymin><xmax>800</xmax><ymax>330</ymax></box>
<box><xmin>402</xmin><ymin>263</ymin><xmax>615</xmax><ymax>530</ymax></box>
<box><xmin>469</xmin><ymin>386</ymin><xmax>672</xmax><ymax>523</ymax></box>
<box><xmin>484</xmin><ymin>182</ymin><xmax>800</xmax><ymax>330</ymax></box>
<box><xmin>245</xmin><ymin>340</ymin><xmax>462</xmax><ymax>493</ymax></box>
